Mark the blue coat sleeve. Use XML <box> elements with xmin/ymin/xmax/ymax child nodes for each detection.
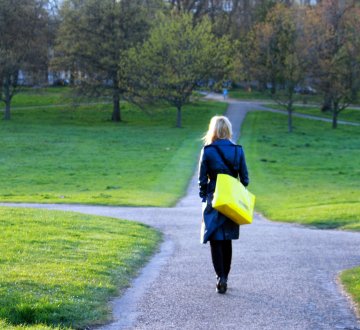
<box><xmin>239</xmin><ymin>148</ymin><xmax>249</xmax><ymax>187</ymax></box>
<box><xmin>198</xmin><ymin>148</ymin><xmax>208</xmax><ymax>201</ymax></box>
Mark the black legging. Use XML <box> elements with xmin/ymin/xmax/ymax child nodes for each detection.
<box><xmin>210</xmin><ymin>240</ymin><xmax>232</xmax><ymax>279</ymax></box>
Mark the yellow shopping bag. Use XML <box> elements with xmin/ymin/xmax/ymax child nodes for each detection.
<box><xmin>212</xmin><ymin>174</ymin><xmax>256</xmax><ymax>225</ymax></box>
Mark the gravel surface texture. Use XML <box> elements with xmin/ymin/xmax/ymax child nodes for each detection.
<box><xmin>2</xmin><ymin>100</ymin><xmax>360</xmax><ymax>330</ymax></box>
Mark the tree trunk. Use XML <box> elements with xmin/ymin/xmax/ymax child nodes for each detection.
<box><xmin>4</xmin><ymin>78</ymin><xmax>11</xmax><ymax>120</ymax></box>
<box><xmin>287</xmin><ymin>104</ymin><xmax>293</xmax><ymax>133</ymax></box>
<box><xmin>176</xmin><ymin>106</ymin><xmax>182</xmax><ymax>128</ymax></box>
<box><xmin>259</xmin><ymin>80</ymin><xmax>267</xmax><ymax>92</ymax></box>
<box><xmin>70</xmin><ymin>69</ymin><xmax>75</xmax><ymax>86</ymax></box>
<box><xmin>270</xmin><ymin>78</ymin><xmax>276</xmax><ymax>96</ymax></box>
<box><xmin>321</xmin><ymin>93</ymin><xmax>332</xmax><ymax>113</ymax></box>
<box><xmin>331</xmin><ymin>99</ymin><xmax>340</xmax><ymax>129</ymax></box>
<box><xmin>243</xmin><ymin>0</ymin><xmax>251</xmax><ymax>32</ymax></box>
<box><xmin>4</xmin><ymin>101</ymin><xmax>11</xmax><ymax>120</ymax></box>
<box><xmin>332</xmin><ymin>107</ymin><xmax>338</xmax><ymax>129</ymax></box>
<box><xmin>111</xmin><ymin>84</ymin><xmax>121</xmax><ymax>122</ymax></box>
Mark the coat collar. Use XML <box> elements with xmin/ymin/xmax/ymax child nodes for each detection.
<box><xmin>211</xmin><ymin>139</ymin><xmax>234</xmax><ymax>146</ymax></box>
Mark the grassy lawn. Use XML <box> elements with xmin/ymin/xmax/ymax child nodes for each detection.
<box><xmin>228</xmin><ymin>88</ymin><xmax>324</xmax><ymax>103</ymax></box>
<box><xmin>265</xmin><ymin>104</ymin><xmax>360</xmax><ymax>123</ymax></box>
<box><xmin>10</xmin><ymin>87</ymin><xmax>73</xmax><ymax>108</ymax></box>
<box><xmin>9</xmin><ymin>87</ymin><xmax>110</xmax><ymax>108</ymax></box>
<box><xmin>241</xmin><ymin>111</ymin><xmax>360</xmax><ymax>230</ymax></box>
<box><xmin>0</xmin><ymin>207</ymin><xmax>161</xmax><ymax>329</ymax></box>
<box><xmin>0</xmin><ymin>321</ymin><xmax>62</xmax><ymax>330</ymax></box>
<box><xmin>1</xmin><ymin>98</ymin><xmax>226</xmax><ymax>206</ymax></box>
<box><xmin>340</xmin><ymin>268</ymin><xmax>360</xmax><ymax>317</ymax></box>
<box><xmin>229</xmin><ymin>89</ymin><xmax>274</xmax><ymax>100</ymax></box>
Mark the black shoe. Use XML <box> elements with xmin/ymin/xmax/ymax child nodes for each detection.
<box><xmin>216</xmin><ymin>277</ymin><xmax>227</xmax><ymax>294</ymax></box>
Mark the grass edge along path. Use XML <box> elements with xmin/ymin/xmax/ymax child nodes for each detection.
<box><xmin>240</xmin><ymin>110</ymin><xmax>360</xmax><ymax>316</ymax></box>
<box><xmin>0</xmin><ymin>207</ymin><xmax>161</xmax><ymax>329</ymax></box>
<box><xmin>340</xmin><ymin>268</ymin><xmax>360</xmax><ymax>319</ymax></box>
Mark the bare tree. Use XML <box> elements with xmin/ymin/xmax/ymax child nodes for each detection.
<box><xmin>307</xmin><ymin>0</ymin><xmax>360</xmax><ymax>128</ymax></box>
<box><xmin>53</xmin><ymin>0</ymin><xmax>162</xmax><ymax>122</ymax></box>
<box><xmin>0</xmin><ymin>0</ymin><xmax>49</xmax><ymax>120</ymax></box>
<box><xmin>245</xmin><ymin>4</ymin><xmax>309</xmax><ymax>132</ymax></box>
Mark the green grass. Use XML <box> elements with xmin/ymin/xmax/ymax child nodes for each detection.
<box><xmin>0</xmin><ymin>207</ymin><xmax>161</xmax><ymax>329</ymax></box>
<box><xmin>0</xmin><ymin>320</ymin><xmax>62</xmax><ymax>330</ymax></box>
<box><xmin>265</xmin><ymin>104</ymin><xmax>360</xmax><ymax>123</ymax></box>
<box><xmin>241</xmin><ymin>111</ymin><xmax>360</xmax><ymax>230</ymax></box>
<box><xmin>9</xmin><ymin>87</ymin><xmax>111</xmax><ymax>109</ymax></box>
<box><xmin>10</xmin><ymin>87</ymin><xmax>73</xmax><ymax>108</ymax></box>
<box><xmin>228</xmin><ymin>89</ymin><xmax>274</xmax><ymax>100</ymax></box>
<box><xmin>228</xmin><ymin>88</ymin><xmax>324</xmax><ymax>103</ymax></box>
<box><xmin>340</xmin><ymin>268</ymin><xmax>360</xmax><ymax>317</ymax></box>
<box><xmin>0</xmin><ymin>100</ymin><xmax>226</xmax><ymax>206</ymax></box>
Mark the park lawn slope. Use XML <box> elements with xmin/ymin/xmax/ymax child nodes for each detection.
<box><xmin>0</xmin><ymin>100</ymin><xmax>226</xmax><ymax>206</ymax></box>
<box><xmin>241</xmin><ymin>111</ymin><xmax>360</xmax><ymax>230</ymax></box>
<box><xmin>0</xmin><ymin>207</ymin><xmax>161</xmax><ymax>329</ymax></box>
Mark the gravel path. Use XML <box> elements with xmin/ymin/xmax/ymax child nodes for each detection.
<box><xmin>205</xmin><ymin>93</ymin><xmax>360</xmax><ymax>126</ymax></box>
<box><xmin>2</xmin><ymin>101</ymin><xmax>360</xmax><ymax>330</ymax></box>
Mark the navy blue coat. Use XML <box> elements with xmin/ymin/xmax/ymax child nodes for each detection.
<box><xmin>198</xmin><ymin>139</ymin><xmax>249</xmax><ymax>244</ymax></box>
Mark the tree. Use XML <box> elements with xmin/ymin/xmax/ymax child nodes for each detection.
<box><xmin>126</xmin><ymin>13</ymin><xmax>233</xmax><ymax>128</ymax></box>
<box><xmin>0</xmin><ymin>0</ymin><xmax>49</xmax><ymax>120</ymax></box>
<box><xmin>167</xmin><ymin>1</ymin><xmax>250</xmax><ymax>38</ymax></box>
<box><xmin>245</xmin><ymin>4</ymin><xmax>308</xmax><ymax>132</ymax></box>
<box><xmin>53</xmin><ymin>0</ymin><xmax>162</xmax><ymax>122</ymax></box>
<box><xmin>306</xmin><ymin>0</ymin><xmax>360</xmax><ymax>128</ymax></box>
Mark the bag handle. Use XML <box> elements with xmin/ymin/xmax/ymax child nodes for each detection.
<box><xmin>211</xmin><ymin>145</ymin><xmax>238</xmax><ymax>178</ymax></box>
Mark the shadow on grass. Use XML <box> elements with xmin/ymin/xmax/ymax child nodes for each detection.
<box><xmin>306</xmin><ymin>219</ymin><xmax>355</xmax><ymax>230</ymax></box>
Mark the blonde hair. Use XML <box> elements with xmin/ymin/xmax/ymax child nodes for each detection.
<box><xmin>203</xmin><ymin>115</ymin><xmax>233</xmax><ymax>145</ymax></box>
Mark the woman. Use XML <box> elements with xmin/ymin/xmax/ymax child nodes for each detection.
<box><xmin>198</xmin><ymin>115</ymin><xmax>249</xmax><ymax>294</ymax></box>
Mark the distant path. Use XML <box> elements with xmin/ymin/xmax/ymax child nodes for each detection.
<box><xmin>1</xmin><ymin>101</ymin><xmax>360</xmax><ymax>329</ymax></box>
<box><xmin>205</xmin><ymin>93</ymin><xmax>360</xmax><ymax>127</ymax></box>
